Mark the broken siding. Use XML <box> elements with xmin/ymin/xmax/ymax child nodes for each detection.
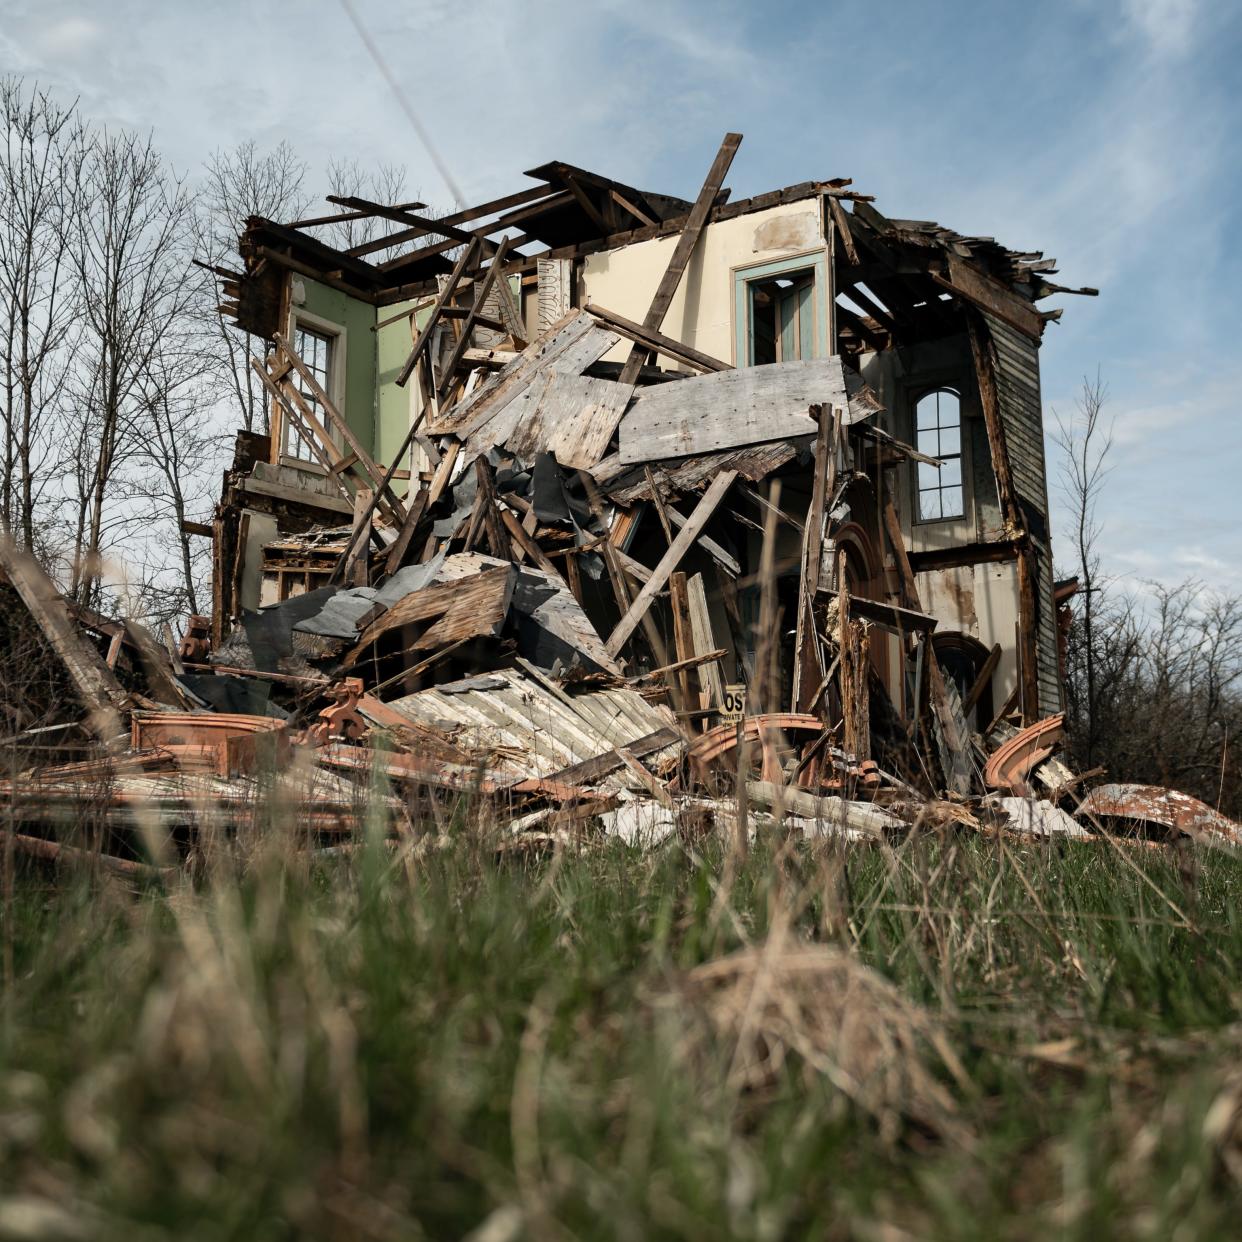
<box><xmin>985</xmin><ymin>312</ymin><xmax>1062</xmax><ymax>713</ymax></box>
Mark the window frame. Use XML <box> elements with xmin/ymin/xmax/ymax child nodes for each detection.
<box><xmin>732</xmin><ymin>249</ymin><xmax>830</xmax><ymax>367</ymax></box>
<box><xmin>911</xmin><ymin>385</ymin><xmax>968</xmax><ymax>526</ymax></box>
<box><xmin>281</xmin><ymin>306</ymin><xmax>347</xmax><ymax>471</ymax></box>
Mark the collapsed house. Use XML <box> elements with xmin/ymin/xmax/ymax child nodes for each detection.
<box><xmin>3</xmin><ymin>132</ymin><xmax>1237</xmax><ymax>864</ymax></box>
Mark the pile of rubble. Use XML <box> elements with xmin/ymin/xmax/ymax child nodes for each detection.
<box><xmin>1</xmin><ymin>133</ymin><xmax>1235</xmax><ymax>873</ymax></box>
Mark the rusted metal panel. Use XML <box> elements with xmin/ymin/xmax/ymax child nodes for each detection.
<box><xmin>982</xmin><ymin>713</ymin><xmax>1065</xmax><ymax>796</ymax></box>
<box><xmin>1078</xmin><ymin>784</ymin><xmax>1242</xmax><ymax>846</ymax></box>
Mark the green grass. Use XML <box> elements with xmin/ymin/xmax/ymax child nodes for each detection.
<box><xmin>1</xmin><ymin>817</ymin><xmax>1240</xmax><ymax>1240</ymax></box>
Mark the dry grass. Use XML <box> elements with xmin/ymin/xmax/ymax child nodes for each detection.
<box><xmin>0</xmin><ymin>798</ymin><xmax>1240</xmax><ymax>1239</ymax></box>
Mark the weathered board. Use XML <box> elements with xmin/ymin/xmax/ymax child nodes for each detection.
<box><xmin>616</xmin><ymin>357</ymin><xmax>871</xmax><ymax>464</ymax></box>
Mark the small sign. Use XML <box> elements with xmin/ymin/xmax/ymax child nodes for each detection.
<box><xmin>721</xmin><ymin>683</ymin><xmax>747</xmax><ymax>723</ymax></box>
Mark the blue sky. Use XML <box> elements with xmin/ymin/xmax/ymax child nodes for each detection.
<box><xmin>4</xmin><ymin>0</ymin><xmax>1240</xmax><ymax>593</ymax></box>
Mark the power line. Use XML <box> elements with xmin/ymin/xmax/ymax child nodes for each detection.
<box><xmin>337</xmin><ymin>0</ymin><xmax>466</xmax><ymax>209</ymax></box>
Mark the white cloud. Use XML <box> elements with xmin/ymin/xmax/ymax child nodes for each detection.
<box><xmin>1119</xmin><ymin>0</ymin><xmax>1198</xmax><ymax>59</ymax></box>
<box><xmin>34</xmin><ymin>15</ymin><xmax>101</xmax><ymax>58</ymax></box>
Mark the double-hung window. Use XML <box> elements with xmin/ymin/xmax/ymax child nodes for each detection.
<box><xmin>915</xmin><ymin>388</ymin><xmax>964</xmax><ymax>521</ymax></box>
<box><xmin>284</xmin><ymin>321</ymin><xmax>337</xmax><ymax>463</ymax></box>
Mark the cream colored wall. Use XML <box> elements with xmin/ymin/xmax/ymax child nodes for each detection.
<box><xmin>579</xmin><ymin>199</ymin><xmax>826</xmax><ymax>367</ymax></box>
<box><xmin>917</xmin><ymin>560</ymin><xmax>1020</xmax><ymax>706</ymax></box>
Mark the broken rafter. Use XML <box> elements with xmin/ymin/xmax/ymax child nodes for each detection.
<box><xmin>617</xmin><ymin>133</ymin><xmax>742</xmax><ymax>388</ymax></box>
<box><xmin>396</xmin><ymin>235</ymin><xmax>481</xmax><ymax>387</ymax></box>
<box><xmin>585</xmin><ymin>302</ymin><xmax>730</xmax><ymax>373</ymax></box>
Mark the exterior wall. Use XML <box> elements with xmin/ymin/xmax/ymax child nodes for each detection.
<box><xmin>292</xmin><ymin>277</ymin><xmax>376</xmax><ymax>453</ymax></box>
<box><xmin>859</xmin><ymin>333</ymin><xmax>1018</xmax><ymax>708</ymax></box>
<box><xmin>376</xmin><ymin>296</ymin><xmax>420</xmax><ymax>491</ymax></box>
<box><xmin>579</xmin><ymin>198</ymin><xmax>828</xmax><ymax>367</ymax></box>
<box><xmin>985</xmin><ymin>312</ymin><xmax>1063</xmax><ymax>713</ymax></box>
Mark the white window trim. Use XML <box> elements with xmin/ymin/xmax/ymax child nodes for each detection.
<box><xmin>281</xmin><ymin>307</ymin><xmax>347</xmax><ymax>471</ymax></box>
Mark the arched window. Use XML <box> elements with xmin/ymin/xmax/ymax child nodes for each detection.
<box><xmin>915</xmin><ymin>388</ymin><xmax>963</xmax><ymax>520</ymax></box>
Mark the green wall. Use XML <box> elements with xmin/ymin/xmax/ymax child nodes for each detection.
<box><xmin>299</xmin><ymin>278</ymin><xmax>377</xmax><ymax>460</ymax></box>
<box><xmin>376</xmin><ymin>297</ymin><xmax>422</xmax><ymax>492</ymax></box>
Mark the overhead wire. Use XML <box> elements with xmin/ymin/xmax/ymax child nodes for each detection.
<box><xmin>337</xmin><ymin>0</ymin><xmax>467</xmax><ymax>209</ymax></box>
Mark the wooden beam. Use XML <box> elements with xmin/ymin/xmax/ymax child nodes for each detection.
<box><xmin>345</xmin><ymin>184</ymin><xmax>561</xmax><ymax>258</ymax></box>
<box><xmin>585</xmin><ymin>302</ymin><xmax>730</xmax><ymax>372</ymax></box>
<box><xmin>605</xmin><ymin>470</ymin><xmax>737</xmax><ymax>657</ymax></box>
<box><xmin>272</xmin><ymin>335</ymin><xmax>407</xmax><ymax>524</ymax></box>
<box><xmin>966</xmin><ymin>312</ymin><xmax>1022</xmax><ymax>535</ymax></box>
<box><xmin>932</xmin><ymin>255</ymin><xmax>1044</xmax><ymax>341</ymax></box>
<box><xmin>396</xmin><ymin>235</ymin><xmax>480</xmax><ymax>387</ymax></box>
<box><xmin>962</xmin><ymin>643</ymin><xmax>1002</xmax><ymax>715</ymax></box>
<box><xmin>436</xmin><ymin>235</ymin><xmax>513</xmax><ymax>399</ymax></box>
<box><xmin>0</xmin><ymin>536</ymin><xmax>129</xmax><ymax>742</ymax></box>
<box><xmin>617</xmin><ymin>133</ymin><xmax>742</xmax><ymax>387</ymax></box>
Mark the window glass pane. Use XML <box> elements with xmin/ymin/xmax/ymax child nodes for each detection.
<box><xmin>913</xmin><ymin>388</ymin><xmax>964</xmax><ymax>521</ymax></box>
<box><xmin>935</xmin><ymin>389</ymin><xmax>960</xmax><ymax>425</ymax></box>
<box><xmin>286</xmin><ymin>324</ymin><xmax>335</xmax><ymax>461</ymax></box>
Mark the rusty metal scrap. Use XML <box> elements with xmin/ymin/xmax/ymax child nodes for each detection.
<box><xmin>1078</xmin><ymin>784</ymin><xmax>1241</xmax><ymax>847</ymax></box>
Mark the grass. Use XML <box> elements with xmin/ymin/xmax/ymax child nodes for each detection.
<box><xmin>0</xmin><ymin>809</ymin><xmax>1240</xmax><ymax>1240</ymax></box>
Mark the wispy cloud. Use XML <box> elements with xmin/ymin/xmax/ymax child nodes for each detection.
<box><xmin>1118</xmin><ymin>0</ymin><xmax>1199</xmax><ymax>59</ymax></box>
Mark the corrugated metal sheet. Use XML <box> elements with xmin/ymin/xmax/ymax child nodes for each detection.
<box><xmin>384</xmin><ymin>666</ymin><xmax>682</xmax><ymax>792</ymax></box>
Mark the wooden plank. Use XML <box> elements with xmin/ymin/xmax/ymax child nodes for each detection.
<box><xmin>606</xmin><ymin>470</ymin><xmax>737</xmax><ymax>657</ymax></box>
<box><xmin>342</xmin><ymin>488</ymin><xmax>374</xmax><ymax>587</ymax></box>
<box><xmin>668</xmin><ymin>571</ymin><xmax>699</xmax><ymax>711</ymax></box>
<box><xmin>794</xmin><ymin>405</ymin><xmax>833</xmax><ymax>712</ymax></box>
<box><xmin>966</xmin><ymin>313</ymin><xmax>1022</xmax><ymax>534</ymax></box>
<box><xmin>327</xmin><ymin>195</ymin><xmax>479</xmax><ymax>247</ymax></box>
<box><xmin>539</xmin><ymin>726</ymin><xmax>682</xmax><ymax>790</ymax></box>
<box><xmin>346</xmin><ymin>185</ymin><xmax>562</xmax><ymax>258</ymax></box>
<box><xmin>617</xmin><ymin>357</ymin><xmax>862</xmax><ymax>464</ymax></box>
<box><xmin>585</xmin><ymin>303</ymin><xmax>730</xmax><ymax>373</ymax></box>
<box><xmin>826</xmin><ymin>194</ymin><xmax>859</xmax><ymax>266</ymax></box>
<box><xmin>617</xmin><ymin>133</ymin><xmax>742</xmax><ymax>387</ymax></box>
<box><xmin>396</xmin><ymin>236</ymin><xmax>480</xmax><ymax>387</ymax></box>
<box><xmin>0</xmin><ymin>535</ymin><xmax>129</xmax><ymax>741</ymax></box>
<box><xmin>428</xmin><ymin>310</ymin><xmax>599</xmax><ymax>435</ymax></box>
<box><xmin>962</xmin><ymin>642</ymin><xmax>1002</xmax><ymax>715</ymax></box>
<box><xmin>932</xmin><ymin>255</ymin><xmax>1044</xmax><ymax>341</ymax></box>
<box><xmin>687</xmin><ymin>572</ymin><xmax>724</xmax><ymax>712</ymax></box>
<box><xmin>541</xmin><ymin>376</ymin><xmax>634</xmax><ymax>470</ymax></box>
<box><xmin>436</xmin><ymin>237</ymin><xmax>514</xmax><ymax>399</ymax></box>
<box><xmin>272</xmin><ymin>334</ymin><xmax>407</xmax><ymax>524</ymax></box>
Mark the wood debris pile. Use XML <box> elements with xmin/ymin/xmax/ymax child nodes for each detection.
<box><xmin>2</xmin><ymin>133</ymin><xmax>1232</xmax><ymax>873</ymax></box>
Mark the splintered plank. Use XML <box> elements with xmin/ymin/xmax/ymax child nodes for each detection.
<box><xmin>396</xmin><ymin>235</ymin><xmax>480</xmax><ymax>386</ymax></box>
<box><xmin>605</xmin><ymin>470</ymin><xmax>737</xmax><ymax>658</ymax></box>
<box><xmin>0</xmin><ymin>535</ymin><xmax>129</xmax><ymax>741</ymax></box>
<box><xmin>617</xmin><ymin>358</ymin><xmax>863</xmax><ymax>464</ymax></box>
<box><xmin>426</xmin><ymin>310</ymin><xmax>612</xmax><ymax>437</ymax></box>
<box><xmin>346</xmin><ymin>565</ymin><xmax>514</xmax><ymax>663</ymax></box>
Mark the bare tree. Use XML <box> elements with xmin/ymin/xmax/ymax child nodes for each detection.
<box><xmin>0</xmin><ymin>78</ymin><xmax>83</xmax><ymax>554</ymax></box>
<box><xmin>323</xmin><ymin>157</ymin><xmax>412</xmax><ymax>250</ymax></box>
<box><xmin>65</xmin><ymin>126</ymin><xmax>200</xmax><ymax>607</ymax></box>
<box><xmin>1053</xmin><ymin>371</ymin><xmax>1113</xmax><ymax>764</ymax></box>
<box><xmin>198</xmin><ymin>140</ymin><xmax>310</xmax><ymax>432</ymax></box>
